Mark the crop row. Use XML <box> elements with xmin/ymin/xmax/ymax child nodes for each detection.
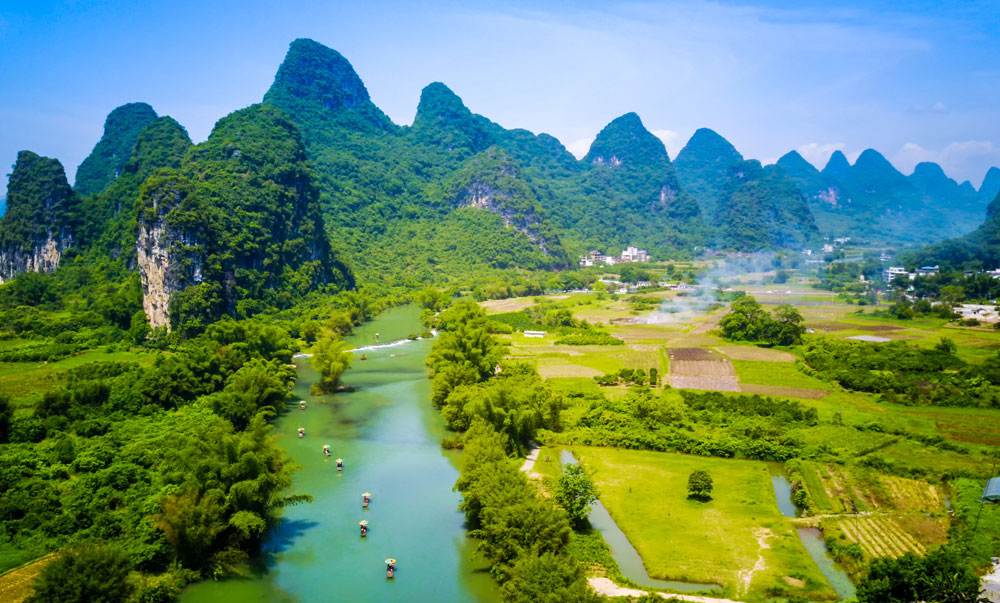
<box><xmin>837</xmin><ymin>516</ymin><xmax>925</xmax><ymax>559</ymax></box>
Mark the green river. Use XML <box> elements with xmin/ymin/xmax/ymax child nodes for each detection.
<box><xmin>181</xmin><ymin>306</ymin><xmax>501</xmax><ymax>602</ymax></box>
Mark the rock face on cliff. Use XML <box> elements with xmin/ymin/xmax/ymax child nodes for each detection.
<box><xmin>81</xmin><ymin>116</ymin><xmax>194</xmax><ymax>257</ymax></box>
<box><xmin>75</xmin><ymin>103</ymin><xmax>159</xmax><ymax>197</ymax></box>
<box><xmin>447</xmin><ymin>149</ymin><xmax>569</xmax><ymax>268</ymax></box>
<box><xmin>134</xmin><ymin>104</ymin><xmax>353</xmax><ymax>331</ymax></box>
<box><xmin>569</xmin><ymin>113</ymin><xmax>704</xmax><ymax>253</ymax></box>
<box><xmin>0</xmin><ymin>151</ymin><xmax>81</xmax><ymax>282</ymax></box>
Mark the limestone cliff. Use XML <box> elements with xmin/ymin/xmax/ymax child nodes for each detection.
<box><xmin>133</xmin><ymin>104</ymin><xmax>353</xmax><ymax>331</ymax></box>
<box><xmin>134</xmin><ymin>174</ymin><xmax>202</xmax><ymax>328</ymax></box>
<box><xmin>449</xmin><ymin>149</ymin><xmax>569</xmax><ymax>267</ymax></box>
<box><xmin>0</xmin><ymin>151</ymin><xmax>80</xmax><ymax>282</ymax></box>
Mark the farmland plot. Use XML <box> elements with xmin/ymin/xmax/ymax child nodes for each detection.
<box><xmin>668</xmin><ymin>347</ymin><xmax>739</xmax><ymax>391</ymax></box>
<box><xmin>833</xmin><ymin>516</ymin><xmax>926</xmax><ymax>558</ymax></box>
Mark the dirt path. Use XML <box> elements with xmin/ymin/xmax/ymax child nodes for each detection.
<box><xmin>587</xmin><ymin>577</ymin><xmax>743</xmax><ymax>602</ymax></box>
<box><xmin>519</xmin><ymin>441</ymin><xmax>540</xmax><ymax>473</ymax></box>
<box><xmin>737</xmin><ymin>528</ymin><xmax>772</xmax><ymax>596</ymax></box>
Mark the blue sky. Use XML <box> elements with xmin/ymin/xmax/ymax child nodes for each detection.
<box><xmin>1</xmin><ymin>0</ymin><xmax>998</xmax><ymax>188</ymax></box>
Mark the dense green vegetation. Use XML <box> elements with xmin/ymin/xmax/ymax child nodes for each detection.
<box><xmin>0</xmin><ymin>317</ymin><xmax>307</xmax><ymax>599</ymax></box>
<box><xmin>905</xmin><ymin>191</ymin><xmax>1000</xmax><ymax>269</ymax></box>
<box><xmin>719</xmin><ymin>295</ymin><xmax>806</xmax><ymax>346</ymax></box>
<box><xmin>674</xmin><ymin>127</ymin><xmax>744</xmax><ymax>217</ymax></box>
<box><xmin>455</xmin><ymin>422</ymin><xmax>598</xmax><ymax>602</ymax></box>
<box><xmin>0</xmin><ymin>152</ymin><xmax>80</xmax><ymax>277</ymax></box>
<box><xmin>138</xmin><ymin>103</ymin><xmax>353</xmax><ymax>332</ymax></box>
<box><xmin>427</xmin><ymin>301</ymin><xmax>562</xmax><ymax>453</ymax></box>
<box><xmin>80</xmin><ymin>116</ymin><xmax>193</xmax><ymax>258</ymax></box>
<box><xmin>803</xmin><ymin>338</ymin><xmax>1000</xmax><ymax>408</ymax></box>
<box><xmin>73</xmin><ymin>103</ymin><xmax>159</xmax><ymax>197</ymax></box>
<box><xmin>714</xmin><ymin>161</ymin><xmax>818</xmax><ymax>251</ymax></box>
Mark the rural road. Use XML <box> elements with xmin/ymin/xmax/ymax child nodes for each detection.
<box><xmin>588</xmin><ymin>577</ymin><xmax>743</xmax><ymax>602</ymax></box>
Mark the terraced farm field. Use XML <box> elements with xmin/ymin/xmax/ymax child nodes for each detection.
<box><xmin>832</xmin><ymin>516</ymin><xmax>928</xmax><ymax>558</ymax></box>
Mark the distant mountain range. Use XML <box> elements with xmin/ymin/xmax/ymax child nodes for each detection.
<box><xmin>2</xmin><ymin>37</ymin><xmax>999</xmax><ymax>317</ymax></box>
<box><xmin>775</xmin><ymin>148</ymin><xmax>990</xmax><ymax>245</ymax></box>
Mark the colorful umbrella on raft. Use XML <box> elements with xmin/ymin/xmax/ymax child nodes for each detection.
<box><xmin>363</xmin><ymin>492</ymin><xmax>371</xmax><ymax>498</ymax></box>
<box><xmin>336</xmin><ymin>458</ymin><xmax>343</xmax><ymax>463</ymax></box>
<box><xmin>359</xmin><ymin>520</ymin><xmax>368</xmax><ymax>526</ymax></box>
<box><xmin>385</xmin><ymin>558</ymin><xmax>396</xmax><ymax>565</ymax></box>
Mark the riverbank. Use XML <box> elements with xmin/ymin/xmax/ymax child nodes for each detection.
<box><xmin>588</xmin><ymin>577</ymin><xmax>741</xmax><ymax>602</ymax></box>
<box><xmin>181</xmin><ymin>306</ymin><xmax>500</xmax><ymax>602</ymax></box>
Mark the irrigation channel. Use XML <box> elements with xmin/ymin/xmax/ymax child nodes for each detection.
<box><xmin>181</xmin><ymin>306</ymin><xmax>501</xmax><ymax>602</ymax></box>
<box><xmin>770</xmin><ymin>475</ymin><xmax>857</xmax><ymax>600</ymax></box>
<box><xmin>559</xmin><ymin>450</ymin><xmax>723</xmax><ymax>594</ymax></box>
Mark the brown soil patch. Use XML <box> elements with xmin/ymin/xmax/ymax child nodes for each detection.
<box><xmin>671</xmin><ymin>375</ymin><xmax>741</xmax><ymax>392</ymax></box>
<box><xmin>739</xmin><ymin>384</ymin><xmax>829</xmax><ymax>399</ymax></box>
<box><xmin>714</xmin><ymin>345</ymin><xmax>796</xmax><ymax>363</ymax></box>
<box><xmin>672</xmin><ymin>361</ymin><xmax>735</xmax><ymax>376</ymax></box>
<box><xmin>669</xmin><ymin>348</ymin><xmax>738</xmax><ymax>391</ymax></box>
<box><xmin>669</xmin><ymin>347</ymin><xmax>717</xmax><ymax>362</ymax></box>
<box><xmin>782</xmin><ymin>576</ymin><xmax>806</xmax><ymax>588</ymax></box>
<box><xmin>935</xmin><ymin>421</ymin><xmax>1000</xmax><ymax>446</ymax></box>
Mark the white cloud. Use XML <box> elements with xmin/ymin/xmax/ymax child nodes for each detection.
<box><xmin>795</xmin><ymin>142</ymin><xmax>846</xmax><ymax>169</ymax></box>
<box><xmin>911</xmin><ymin>101</ymin><xmax>949</xmax><ymax>114</ymax></box>
<box><xmin>650</xmin><ymin>129</ymin><xmax>683</xmax><ymax>158</ymax></box>
<box><xmin>565</xmin><ymin>137</ymin><xmax>594</xmax><ymax>160</ymax></box>
<box><xmin>893</xmin><ymin>140</ymin><xmax>1000</xmax><ymax>182</ymax></box>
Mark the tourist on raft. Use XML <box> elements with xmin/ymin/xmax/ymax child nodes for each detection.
<box><xmin>297</xmin><ymin>427</ymin><xmax>305</xmax><ymax>438</ymax></box>
<box><xmin>323</xmin><ymin>444</ymin><xmax>331</xmax><ymax>457</ymax></box>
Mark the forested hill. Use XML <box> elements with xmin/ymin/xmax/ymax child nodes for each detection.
<box><xmin>778</xmin><ymin>147</ymin><xmax>991</xmax><ymax>245</ymax></box>
<box><xmin>981</xmin><ymin>167</ymin><xmax>1000</xmax><ymax>204</ymax></box>
<box><xmin>135</xmin><ymin>104</ymin><xmax>353</xmax><ymax>332</ymax></box>
<box><xmin>674</xmin><ymin>127</ymin><xmax>744</xmax><ymax>216</ymax></box>
<box><xmin>74</xmin><ymin>102</ymin><xmax>159</xmax><ymax>197</ymax></box>
<box><xmin>902</xmin><ymin>190</ymin><xmax>1000</xmax><ymax>269</ymax></box>
<box><xmin>713</xmin><ymin>161</ymin><xmax>818</xmax><ymax>251</ymax></box>
<box><xmin>0</xmin><ymin>151</ymin><xmax>80</xmax><ymax>282</ymax></box>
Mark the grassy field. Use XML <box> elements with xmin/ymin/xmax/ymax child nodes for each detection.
<box><xmin>572</xmin><ymin>446</ymin><xmax>838</xmax><ymax>600</ymax></box>
<box><xmin>0</xmin><ymin>554</ymin><xmax>56</xmax><ymax>603</ymax></box>
<box><xmin>731</xmin><ymin>360</ymin><xmax>832</xmax><ymax>391</ymax></box>
<box><xmin>0</xmin><ymin>349</ymin><xmax>157</xmax><ymax>406</ymax></box>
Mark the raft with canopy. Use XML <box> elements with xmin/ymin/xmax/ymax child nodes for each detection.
<box><xmin>385</xmin><ymin>558</ymin><xmax>396</xmax><ymax>578</ymax></box>
<box><xmin>336</xmin><ymin>458</ymin><xmax>344</xmax><ymax>470</ymax></box>
<box><xmin>363</xmin><ymin>492</ymin><xmax>371</xmax><ymax>507</ymax></box>
<box><xmin>359</xmin><ymin>520</ymin><xmax>368</xmax><ymax>537</ymax></box>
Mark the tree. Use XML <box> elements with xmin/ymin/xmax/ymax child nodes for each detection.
<box><xmin>719</xmin><ymin>296</ymin><xmax>770</xmax><ymax>341</ymax></box>
<box><xmin>687</xmin><ymin>469</ymin><xmax>713</xmax><ymax>501</ymax></box>
<box><xmin>310</xmin><ymin>332</ymin><xmax>352</xmax><ymax>394</ymax></box>
<box><xmin>0</xmin><ymin>395</ymin><xmax>11</xmax><ymax>443</ymax></box>
<box><xmin>555</xmin><ymin>463</ymin><xmax>598</xmax><ymax>524</ymax></box>
<box><xmin>27</xmin><ymin>544</ymin><xmax>135</xmax><ymax>603</ymax></box>
<box><xmin>767</xmin><ymin>304</ymin><xmax>805</xmax><ymax>346</ymax></box>
<box><xmin>856</xmin><ymin>547</ymin><xmax>985</xmax><ymax>603</ymax></box>
<box><xmin>500</xmin><ymin>552</ymin><xmax>601</xmax><ymax>603</ymax></box>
